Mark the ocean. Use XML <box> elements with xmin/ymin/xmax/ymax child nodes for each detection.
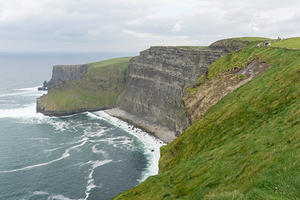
<box><xmin>0</xmin><ymin>52</ymin><xmax>164</xmax><ymax>200</ymax></box>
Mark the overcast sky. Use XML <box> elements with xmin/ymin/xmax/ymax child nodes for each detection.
<box><xmin>0</xmin><ymin>0</ymin><xmax>299</xmax><ymax>53</ymax></box>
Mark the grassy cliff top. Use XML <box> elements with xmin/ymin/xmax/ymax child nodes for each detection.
<box><xmin>40</xmin><ymin>57</ymin><xmax>131</xmax><ymax>112</ymax></box>
<box><xmin>171</xmin><ymin>46</ymin><xmax>208</xmax><ymax>50</ymax></box>
<box><xmin>90</xmin><ymin>57</ymin><xmax>131</xmax><ymax>68</ymax></box>
<box><xmin>272</xmin><ymin>37</ymin><xmax>300</xmax><ymax>49</ymax></box>
<box><xmin>233</xmin><ymin>37</ymin><xmax>272</xmax><ymax>42</ymax></box>
<box><xmin>150</xmin><ymin>46</ymin><xmax>209</xmax><ymax>50</ymax></box>
<box><xmin>114</xmin><ymin>40</ymin><xmax>300</xmax><ymax>199</ymax></box>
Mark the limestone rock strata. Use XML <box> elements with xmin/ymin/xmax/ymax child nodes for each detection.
<box><xmin>117</xmin><ymin>46</ymin><xmax>227</xmax><ymax>141</ymax></box>
<box><xmin>47</xmin><ymin>64</ymin><xmax>89</xmax><ymax>90</ymax></box>
<box><xmin>209</xmin><ymin>39</ymin><xmax>248</xmax><ymax>52</ymax></box>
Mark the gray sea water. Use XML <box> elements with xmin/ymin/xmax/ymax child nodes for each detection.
<box><xmin>0</xmin><ymin>52</ymin><xmax>164</xmax><ymax>200</ymax></box>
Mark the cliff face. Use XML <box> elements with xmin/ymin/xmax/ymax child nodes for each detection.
<box><xmin>36</xmin><ymin>58</ymin><xmax>131</xmax><ymax>116</ymax></box>
<box><xmin>36</xmin><ymin>41</ymin><xmax>247</xmax><ymax>142</ymax></box>
<box><xmin>209</xmin><ymin>39</ymin><xmax>247</xmax><ymax>52</ymax></box>
<box><xmin>113</xmin><ymin>40</ymin><xmax>300</xmax><ymax>200</ymax></box>
<box><xmin>116</xmin><ymin>46</ymin><xmax>227</xmax><ymax>141</ymax></box>
<box><xmin>47</xmin><ymin>64</ymin><xmax>89</xmax><ymax>90</ymax></box>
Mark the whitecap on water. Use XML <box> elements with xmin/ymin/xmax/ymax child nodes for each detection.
<box><xmin>30</xmin><ymin>191</ymin><xmax>75</xmax><ymax>200</ymax></box>
<box><xmin>91</xmin><ymin>144</ymin><xmax>107</xmax><ymax>157</ymax></box>
<box><xmin>88</xmin><ymin>111</ymin><xmax>166</xmax><ymax>182</ymax></box>
<box><xmin>0</xmin><ymin>137</ymin><xmax>88</xmax><ymax>173</ymax></box>
<box><xmin>0</xmin><ymin>103</ymin><xmax>43</xmax><ymax>119</ymax></box>
<box><xmin>83</xmin><ymin>127</ymin><xmax>111</xmax><ymax>138</ymax></box>
<box><xmin>0</xmin><ymin>86</ymin><xmax>48</xmax><ymax>119</ymax></box>
<box><xmin>32</xmin><ymin>191</ymin><xmax>49</xmax><ymax>196</ymax></box>
<box><xmin>83</xmin><ymin>160</ymin><xmax>112</xmax><ymax>200</ymax></box>
<box><xmin>0</xmin><ymin>86</ymin><xmax>46</xmax><ymax>98</ymax></box>
<box><xmin>47</xmin><ymin>194</ymin><xmax>74</xmax><ymax>200</ymax></box>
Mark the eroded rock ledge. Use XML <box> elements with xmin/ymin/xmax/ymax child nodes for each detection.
<box><xmin>183</xmin><ymin>59</ymin><xmax>269</xmax><ymax>124</ymax></box>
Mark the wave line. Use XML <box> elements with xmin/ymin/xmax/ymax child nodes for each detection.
<box><xmin>0</xmin><ymin>138</ymin><xmax>88</xmax><ymax>173</ymax></box>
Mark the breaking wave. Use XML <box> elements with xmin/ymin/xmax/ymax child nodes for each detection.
<box><xmin>87</xmin><ymin>111</ymin><xmax>165</xmax><ymax>182</ymax></box>
<box><xmin>0</xmin><ymin>86</ymin><xmax>46</xmax><ymax>98</ymax></box>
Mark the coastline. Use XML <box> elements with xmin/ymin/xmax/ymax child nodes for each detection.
<box><xmin>36</xmin><ymin>95</ymin><xmax>113</xmax><ymax>117</ymax></box>
<box><xmin>86</xmin><ymin>111</ymin><xmax>166</xmax><ymax>182</ymax></box>
<box><xmin>105</xmin><ymin>108</ymin><xmax>176</xmax><ymax>143</ymax></box>
<box><xmin>35</xmin><ymin>88</ymin><xmax>165</xmax><ymax>182</ymax></box>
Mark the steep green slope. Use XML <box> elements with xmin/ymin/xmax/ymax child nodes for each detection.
<box><xmin>114</xmin><ymin>43</ymin><xmax>300</xmax><ymax>199</ymax></box>
<box><xmin>39</xmin><ymin>57</ymin><xmax>131</xmax><ymax>114</ymax></box>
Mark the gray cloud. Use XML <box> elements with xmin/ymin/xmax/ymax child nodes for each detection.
<box><xmin>0</xmin><ymin>0</ymin><xmax>299</xmax><ymax>53</ymax></box>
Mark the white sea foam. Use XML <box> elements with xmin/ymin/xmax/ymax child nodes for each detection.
<box><xmin>0</xmin><ymin>102</ymin><xmax>71</xmax><ymax>131</ymax></box>
<box><xmin>83</xmin><ymin>128</ymin><xmax>110</xmax><ymax>138</ymax></box>
<box><xmin>87</xmin><ymin>111</ymin><xmax>166</xmax><ymax>182</ymax></box>
<box><xmin>31</xmin><ymin>191</ymin><xmax>75</xmax><ymax>200</ymax></box>
<box><xmin>91</xmin><ymin>145</ymin><xmax>107</xmax><ymax>156</ymax></box>
<box><xmin>0</xmin><ymin>103</ymin><xmax>44</xmax><ymax>119</ymax></box>
<box><xmin>0</xmin><ymin>86</ymin><xmax>48</xmax><ymax>119</ymax></box>
<box><xmin>84</xmin><ymin>160</ymin><xmax>112</xmax><ymax>200</ymax></box>
<box><xmin>0</xmin><ymin>103</ymin><xmax>70</xmax><ymax>132</ymax></box>
<box><xmin>89</xmin><ymin>135</ymin><xmax>134</xmax><ymax>150</ymax></box>
<box><xmin>44</xmin><ymin>146</ymin><xmax>64</xmax><ymax>153</ymax></box>
<box><xmin>31</xmin><ymin>191</ymin><xmax>74</xmax><ymax>200</ymax></box>
<box><xmin>0</xmin><ymin>137</ymin><xmax>88</xmax><ymax>173</ymax></box>
<box><xmin>14</xmin><ymin>86</ymin><xmax>41</xmax><ymax>91</ymax></box>
<box><xmin>32</xmin><ymin>191</ymin><xmax>49</xmax><ymax>196</ymax></box>
<box><xmin>49</xmin><ymin>120</ymin><xmax>70</xmax><ymax>131</ymax></box>
<box><xmin>0</xmin><ymin>86</ymin><xmax>46</xmax><ymax>98</ymax></box>
<box><xmin>47</xmin><ymin>194</ymin><xmax>74</xmax><ymax>200</ymax></box>
<box><xmin>28</xmin><ymin>137</ymin><xmax>49</xmax><ymax>141</ymax></box>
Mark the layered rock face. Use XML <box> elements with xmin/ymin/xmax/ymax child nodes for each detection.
<box><xmin>209</xmin><ymin>39</ymin><xmax>247</xmax><ymax>52</ymax></box>
<box><xmin>36</xmin><ymin>57</ymin><xmax>131</xmax><ymax>117</ymax></box>
<box><xmin>116</xmin><ymin>47</ymin><xmax>227</xmax><ymax>141</ymax></box>
<box><xmin>47</xmin><ymin>64</ymin><xmax>89</xmax><ymax>89</ymax></box>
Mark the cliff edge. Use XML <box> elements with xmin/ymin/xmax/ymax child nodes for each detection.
<box><xmin>36</xmin><ymin>57</ymin><xmax>130</xmax><ymax>116</ymax></box>
<box><xmin>112</xmin><ymin>43</ymin><xmax>245</xmax><ymax>142</ymax></box>
<box><xmin>113</xmin><ymin>38</ymin><xmax>300</xmax><ymax>200</ymax></box>
<box><xmin>47</xmin><ymin>64</ymin><xmax>89</xmax><ymax>90</ymax></box>
<box><xmin>37</xmin><ymin>40</ymin><xmax>247</xmax><ymax>142</ymax></box>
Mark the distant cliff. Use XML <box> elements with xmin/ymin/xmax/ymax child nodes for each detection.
<box><xmin>37</xmin><ymin>40</ymin><xmax>246</xmax><ymax>142</ymax></box>
<box><xmin>36</xmin><ymin>58</ymin><xmax>130</xmax><ymax>116</ymax></box>
<box><xmin>47</xmin><ymin>64</ymin><xmax>89</xmax><ymax>90</ymax></box>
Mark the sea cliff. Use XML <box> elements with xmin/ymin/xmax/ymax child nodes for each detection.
<box><xmin>35</xmin><ymin>37</ymin><xmax>300</xmax><ymax>199</ymax></box>
<box><xmin>36</xmin><ymin>40</ymin><xmax>247</xmax><ymax>142</ymax></box>
<box><xmin>36</xmin><ymin>57</ymin><xmax>130</xmax><ymax>116</ymax></box>
<box><xmin>113</xmin><ymin>37</ymin><xmax>300</xmax><ymax>200</ymax></box>
<box><xmin>47</xmin><ymin>64</ymin><xmax>89</xmax><ymax>90</ymax></box>
<box><xmin>113</xmin><ymin>46</ymin><xmax>227</xmax><ymax>142</ymax></box>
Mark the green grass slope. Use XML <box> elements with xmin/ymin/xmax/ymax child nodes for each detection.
<box><xmin>272</xmin><ymin>37</ymin><xmax>300</xmax><ymax>49</ymax></box>
<box><xmin>41</xmin><ymin>57</ymin><xmax>131</xmax><ymax>112</ymax></box>
<box><xmin>234</xmin><ymin>37</ymin><xmax>272</xmax><ymax>42</ymax></box>
<box><xmin>114</xmin><ymin>42</ymin><xmax>300</xmax><ymax>199</ymax></box>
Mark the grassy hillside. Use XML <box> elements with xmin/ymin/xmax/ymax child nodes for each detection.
<box><xmin>40</xmin><ymin>57</ymin><xmax>131</xmax><ymax>112</ymax></box>
<box><xmin>234</xmin><ymin>37</ymin><xmax>272</xmax><ymax>42</ymax></box>
<box><xmin>114</xmin><ymin>41</ymin><xmax>300</xmax><ymax>199</ymax></box>
<box><xmin>272</xmin><ymin>37</ymin><xmax>300</xmax><ymax>49</ymax></box>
